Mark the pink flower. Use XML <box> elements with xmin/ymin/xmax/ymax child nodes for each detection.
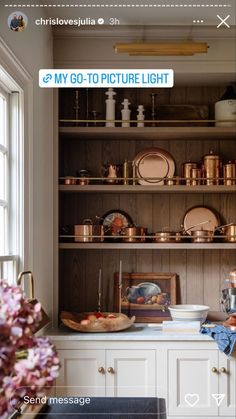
<box><xmin>0</xmin><ymin>280</ymin><xmax>60</xmax><ymax>419</ymax></box>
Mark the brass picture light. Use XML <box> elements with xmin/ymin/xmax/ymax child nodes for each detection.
<box><xmin>114</xmin><ymin>42</ymin><xmax>209</xmax><ymax>56</ymax></box>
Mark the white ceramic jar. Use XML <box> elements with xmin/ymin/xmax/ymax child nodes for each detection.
<box><xmin>215</xmin><ymin>99</ymin><xmax>236</xmax><ymax>127</ymax></box>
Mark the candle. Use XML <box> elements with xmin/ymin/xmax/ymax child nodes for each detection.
<box><xmin>98</xmin><ymin>268</ymin><xmax>102</xmax><ymax>312</ymax></box>
<box><xmin>98</xmin><ymin>268</ymin><xmax>102</xmax><ymax>295</ymax></box>
<box><xmin>119</xmin><ymin>260</ymin><xmax>122</xmax><ymax>287</ymax></box>
<box><xmin>118</xmin><ymin>260</ymin><xmax>122</xmax><ymax>313</ymax></box>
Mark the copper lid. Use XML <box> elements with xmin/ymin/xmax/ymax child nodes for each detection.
<box><xmin>203</xmin><ymin>150</ymin><xmax>220</xmax><ymax>160</ymax></box>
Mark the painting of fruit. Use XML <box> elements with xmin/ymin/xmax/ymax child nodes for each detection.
<box><xmin>114</xmin><ymin>272</ymin><xmax>177</xmax><ymax>323</ymax></box>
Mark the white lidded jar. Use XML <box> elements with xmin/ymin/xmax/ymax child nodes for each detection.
<box><xmin>215</xmin><ymin>84</ymin><xmax>236</xmax><ymax>127</ymax></box>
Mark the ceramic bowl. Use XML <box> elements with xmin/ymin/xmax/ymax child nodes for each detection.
<box><xmin>169</xmin><ymin>304</ymin><xmax>209</xmax><ymax>322</ymax></box>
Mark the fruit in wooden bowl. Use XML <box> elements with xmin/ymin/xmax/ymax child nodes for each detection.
<box><xmin>60</xmin><ymin>311</ymin><xmax>135</xmax><ymax>333</ymax></box>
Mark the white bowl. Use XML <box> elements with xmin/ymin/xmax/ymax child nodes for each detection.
<box><xmin>169</xmin><ymin>304</ymin><xmax>209</xmax><ymax>322</ymax></box>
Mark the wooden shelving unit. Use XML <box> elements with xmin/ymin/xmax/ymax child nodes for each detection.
<box><xmin>58</xmin><ymin>86</ymin><xmax>236</xmax><ymax>313</ymax></box>
<box><xmin>59</xmin><ymin>184</ymin><xmax>236</xmax><ymax>194</ymax></box>
<box><xmin>59</xmin><ymin>126</ymin><xmax>236</xmax><ymax>141</ymax></box>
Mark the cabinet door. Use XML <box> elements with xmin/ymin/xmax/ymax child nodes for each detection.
<box><xmin>56</xmin><ymin>349</ymin><xmax>106</xmax><ymax>397</ymax></box>
<box><xmin>219</xmin><ymin>352</ymin><xmax>236</xmax><ymax>416</ymax></box>
<box><xmin>106</xmin><ymin>349</ymin><xmax>156</xmax><ymax>397</ymax></box>
<box><xmin>168</xmin><ymin>349</ymin><xmax>219</xmax><ymax>416</ymax></box>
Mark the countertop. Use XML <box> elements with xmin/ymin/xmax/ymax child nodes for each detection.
<box><xmin>45</xmin><ymin>323</ymin><xmax>213</xmax><ymax>341</ymax></box>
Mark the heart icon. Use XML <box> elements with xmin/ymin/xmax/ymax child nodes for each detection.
<box><xmin>184</xmin><ymin>393</ymin><xmax>200</xmax><ymax>407</ymax></box>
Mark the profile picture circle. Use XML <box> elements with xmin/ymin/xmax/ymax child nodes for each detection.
<box><xmin>8</xmin><ymin>12</ymin><xmax>28</xmax><ymax>32</ymax></box>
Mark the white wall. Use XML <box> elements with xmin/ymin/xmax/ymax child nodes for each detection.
<box><xmin>0</xmin><ymin>6</ymin><xmax>54</xmax><ymax>318</ymax></box>
<box><xmin>53</xmin><ymin>26</ymin><xmax>236</xmax><ymax>85</ymax></box>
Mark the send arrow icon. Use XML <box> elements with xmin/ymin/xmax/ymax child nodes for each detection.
<box><xmin>212</xmin><ymin>394</ymin><xmax>225</xmax><ymax>406</ymax></box>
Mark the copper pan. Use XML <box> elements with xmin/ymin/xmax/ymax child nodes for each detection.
<box><xmin>123</xmin><ymin>227</ymin><xmax>147</xmax><ymax>242</ymax></box>
<box><xmin>216</xmin><ymin>223</ymin><xmax>236</xmax><ymax>243</ymax></box>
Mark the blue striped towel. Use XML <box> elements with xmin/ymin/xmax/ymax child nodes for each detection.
<box><xmin>201</xmin><ymin>322</ymin><xmax>236</xmax><ymax>356</ymax></box>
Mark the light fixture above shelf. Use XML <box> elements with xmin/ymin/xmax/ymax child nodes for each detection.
<box><xmin>114</xmin><ymin>42</ymin><xmax>209</xmax><ymax>56</ymax></box>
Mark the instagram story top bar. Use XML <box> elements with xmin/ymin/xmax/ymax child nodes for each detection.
<box><xmin>3</xmin><ymin>1</ymin><xmax>236</xmax><ymax>26</ymax></box>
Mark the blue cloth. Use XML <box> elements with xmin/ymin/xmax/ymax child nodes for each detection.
<box><xmin>201</xmin><ymin>322</ymin><xmax>236</xmax><ymax>356</ymax></box>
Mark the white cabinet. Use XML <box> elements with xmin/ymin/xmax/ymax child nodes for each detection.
<box><xmin>168</xmin><ymin>349</ymin><xmax>236</xmax><ymax>418</ymax></box>
<box><xmin>219</xmin><ymin>352</ymin><xmax>236</xmax><ymax>417</ymax></box>
<box><xmin>168</xmin><ymin>349</ymin><xmax>219</xmax><ymax>417</ymax></box>
<box><xmin>51</xmin><ymin>338</ymin><xmax>236</xmax><ymax>419</ymax></box>
<box><xmin>56</xmin><ymin>349</ymin><xmax>156</xmax><ymax>398</ymax></box>
<box><xmin>106</xmin><ymin>349</ymin><xmax>156</xmax><ymax>397</ymax></box>
<box><xmin>56</xmin><ymin>349</ymin><xmax>106</xmax><ymax>397</ymax></box>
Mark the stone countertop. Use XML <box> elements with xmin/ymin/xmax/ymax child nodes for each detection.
<box><xmin>44</xmin><ymin>323</ymin><xmax>213</xmax><ymax>341</ymax></box>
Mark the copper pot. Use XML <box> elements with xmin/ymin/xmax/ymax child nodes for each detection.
<box><xmin>154</xmin><ymin>231</ymin><xmax>182</xmax><ymax>243</ymax></box>
<box><xmin>219</xmin><ymin>223</ymin><xmax>236</xmax><ymax>243</ymax></box>
<box><xmin>123</xmin><ymin>227</ymin><xmax>147</xmax><ymax>243</ymax></box>
<box><xmin>223</xmin><ymin>162</ymin><xmax>236</xmax><ymax>185</ymax></box>
<box><xmin>203</xmin><ymin>150</ymin><xmax>221</xmax><ymax>185</ymax></box>
<box><xmin>182</xmin><ymin>162</ymin><xmax>198</xmax><ymax>185</ymax></box>
<box><xmin>74</xmin><ymin>219</ymin><xmax>104</xmax><ymax>242</ymax></box>
<box><xmin>64</xmin><ymin>177</ymin><xmax>77</xmax><ymax>185</ymax></box>
<box><xmin>190</xmin><ymin>229</ymin><xmax>213</xmax><ymax>243</ymax></box>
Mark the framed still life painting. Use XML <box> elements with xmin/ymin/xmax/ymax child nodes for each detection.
<box><xmin>114</xmin><ymin>272</ymin><xmax>177</xmax><ymax>323</ymax></box>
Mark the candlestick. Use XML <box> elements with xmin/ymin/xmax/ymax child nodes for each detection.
<box><xmin>150</xmin><ymin>93</ymin><xmax>158</xmax><ymax>127</ymax></box>
<box><xmin>121</xmin><ymin>99</ymin><xmax>131</xmax><ymax>127</ymax></box>
<box><xmin>137</xmin><ymin>105</ymin><xmax>145</xmax><ymax>127</ymax></box>
<box><xmin>73</xmin><ymin>90</ymin><xmax>80</xmax><ymax>126</ymax></box>
<box><xmin>98</xmin><ymin>268</ymin><xmax>102</xmax><ymax>312</ymax></box>
<box><xmin>105</xmin><ymin>88</ymin><xmax>116</xmax><ymax>127</ymax></box>
<box><xmin>86</xmin><ymin>88</ymin><xmax>89</xmax><ymax>127</ymax></box>
<box><xmin>119</xmin><ymin>260</ymin><xmax>122</xmax><ymax>287</ymax></box>
<box><xmin>118</xmin><ymin>260</ymin><xmax>122</xmax><ymax>313</ymax></box>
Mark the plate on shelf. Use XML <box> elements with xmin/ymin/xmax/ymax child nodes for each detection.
<box><xmin>134</xmin><ymin>148</ymin><xmax>175</xmax><ymax>185</ymax></box>
<box><xmin>183</xmin><ymin>206</ymin><xmax>220</xmax><ymax>234</ymax></box>
<box><xmin>100</xmin><ymin>210</ymin><xmax>133</xmax><ymax>238</ymax></box>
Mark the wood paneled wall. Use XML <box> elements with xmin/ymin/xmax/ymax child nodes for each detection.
<box><xmin>59</xmin><ymin>86</ymin><xmax>226</xmax><ymax>124</ymax></box>
<box><xmin>59</xmin><ymin>248</ymin><xmax>236</xmax><ymax>313</ymax></box>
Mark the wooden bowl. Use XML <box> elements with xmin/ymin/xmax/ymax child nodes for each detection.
<box><xmin>60</xmin><ymin>311</ymin><xmax>135</xmax><ymax>333</ymax></box>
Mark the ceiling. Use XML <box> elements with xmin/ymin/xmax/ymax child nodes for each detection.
<box><xmin>42</xmin><ymin>0</ymin><xmax>236</xmax><ymax>27</ymax></box>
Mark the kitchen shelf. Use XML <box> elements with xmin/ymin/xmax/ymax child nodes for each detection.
<box><xmin>59</xmin><ymin>126</ymin><xmax>236</xmax><ymax>141</ymax></box>
<box><xmin>59</xmin><ymin>243</ymin><xmax>236</xmax><ymax>250</ymax></box>
<box><xmin>59</xmin><ymin>185</ymin><xmax>236</xmax><ymax>194</ymax></box>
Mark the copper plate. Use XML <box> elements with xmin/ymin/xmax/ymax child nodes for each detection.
<box><xmin>183</xmin><ymin>206</ymin><xmax>220</xmax><ymax>234</ymax></box>
<box><xmin>134</xmin><ymin>148</ymin><xmax>175</xmax><ymax>185</ymax></box>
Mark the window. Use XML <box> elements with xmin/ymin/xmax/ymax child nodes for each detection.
<box><xmin>0</xmin><ymin>87</ymin><xmax>9</xmax><ymax>255</ymax></box>
<box><xmin>0</xmin><ymin>75</ymin><xmax>22</xmax><ymax>284</ymax></box>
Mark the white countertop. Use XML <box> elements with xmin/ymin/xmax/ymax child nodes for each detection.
<box><xmin>45</xmin><ymin>323</ymin><xmax>213</xmax><ymax>341</ymax></box>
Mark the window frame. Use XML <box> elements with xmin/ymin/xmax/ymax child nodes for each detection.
<box><xmin>0</xmin><ymin>85</ymin><xmax>10</xmax><ymax>256</ymax></box>
<box><xmin>0</xmin><ymin>35</ymin><xmax>33</xmax><ymax>284</ymax></box>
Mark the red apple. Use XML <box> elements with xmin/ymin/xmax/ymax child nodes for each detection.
<box><xmin>95</xmin><ymin>312</ymin><xmax>104</xmax><ymax>319</ymax></box>
<box><xmin>136</xmin><ymin>296</ymin><xmax>145</xmax><ymax>304</ymax></box>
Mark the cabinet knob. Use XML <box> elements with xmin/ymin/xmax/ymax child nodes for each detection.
<box><xmin>107</xmin><ymin>367</ymin><xmax>114</xmax><ymax>374</ymax></box>
<box><xmin>212</xmin><ymin>367</ymin><xmax>218</xmax><ymax>373</ymax></box>
<box><xmin>220</xmin><ymin>367</ymin><xmax>227</xmax><ymax>373</ymax></box>
<box><xmin>98</xmin><ymin>367</ymin><xmax>105</xmax><ymax>374</ymax></box>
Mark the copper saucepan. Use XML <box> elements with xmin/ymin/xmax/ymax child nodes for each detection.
<box><xmin>74</xmin><ymin>219</ymin><xmax>104</xmax><ymax>242</ymax></box>
<box><xmin>190</xmin><ymin>229</ymin><xmax>214</xmax><ymax>243</ymax></box>
<box><xmin>216</xmin><ymin>223</ymin><xmax>236</xmax><ymax>243</ymax></box>
<box><xmin>122</xmin><ymin>226</ymin><xmax>147</xmax><ymax>243</ymax></box>
<box><xmin>153</xmin><ymin>231</ymin><xmax>182</xmax><ymax>243</ymax></box>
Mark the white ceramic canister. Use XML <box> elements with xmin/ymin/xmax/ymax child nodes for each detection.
<box><xmin>215</xmin><ymin>99</ymin><xmax>236</xmax><ymax>127</ymax></box>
